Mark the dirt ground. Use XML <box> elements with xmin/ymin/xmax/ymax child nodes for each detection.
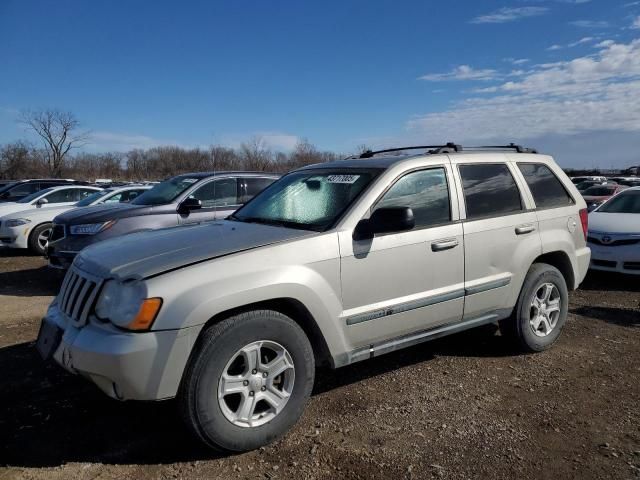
<box><xmin>0</xmin><ymin>252</ymin><xmax>638</xmax><ymax>480</ymax></box>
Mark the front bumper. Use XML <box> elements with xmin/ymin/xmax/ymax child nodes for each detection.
<box><xmin>587</xmin><ymin>242</ymin><xmax>640</xmax><ymax>275</ymax></box>
<box><xmin>0</xmin><ymin>225</ymin><xmax>28</xmax><ymax>249</ymax></box>
<box><xmin>40</xmin><ymin>302</ymin><xmax>202</xmax><ymax>400</ymax></box>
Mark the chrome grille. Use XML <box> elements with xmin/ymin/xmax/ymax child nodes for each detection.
<box><xmin>57</xmin><ymin>266</ymin><xmax>102</xmax><ymax>324</ymax></box>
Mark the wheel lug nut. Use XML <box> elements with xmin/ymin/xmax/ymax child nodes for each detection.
<box><xmin>252</xmin><ymin>369</ymin><xmax>257</xmax><ymax>375</ymax></box>
<box><xmin>262</xmin><ymin>372</ymin><xmax>268</xmax><ymax>378</ymax></box>
<box><xmin>243</xmin><ymin>380</ymin><xmax>249</xmax><ymax>386</ymax></box>
<box><xmin>249</xmin><ymin>391</ymin><xmax>254</xmax><ymax>396</ymax></box>
<box><xmin>261</xmin><ymin>386</ymin><xmax>266</xmax><ymax>391</ymax></box>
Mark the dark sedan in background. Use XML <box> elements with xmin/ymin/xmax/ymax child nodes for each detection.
<box><xmin>47</xmin><ymin>171</ymin><xmax>278</xmax><ymax>269</ymax></box>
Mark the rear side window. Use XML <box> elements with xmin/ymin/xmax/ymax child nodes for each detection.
<box><xmin>459</xmin><ymin>164</ymin><xmax>523</xmax><ymax>220</ymax></box>
<box><xmin>518</xmin><ymin>163</ymin><xmax>574</xmax><ymax>209</ymax></box>
<box><xmin>375</xmin><ymin>168</ymin><xmax>451</xmax><ymax>228</ymax></box>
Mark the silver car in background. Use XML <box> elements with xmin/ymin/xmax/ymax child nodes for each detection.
<box><xmin>46</xmin><ymin>172</ymin><xmax>278</xmax><ymax>268</ymax></box>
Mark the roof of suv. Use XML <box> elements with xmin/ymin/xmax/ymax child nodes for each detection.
<box><xmin>300</xmin><ymin>144</ymin><xmax>543</xmax><ymax>171</ymax></box>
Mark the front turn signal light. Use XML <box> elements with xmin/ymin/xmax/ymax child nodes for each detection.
<box><xmin>127</xmin><ymin>298</ymin><xmax>163</xmax><ymax>331</ymax></box>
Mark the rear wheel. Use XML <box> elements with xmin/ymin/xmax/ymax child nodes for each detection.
<box><xmin>499</xmin><ymin>263</ymin><xmax>569</xmax><ymax>352</ymax></box>
<box><xmin>28</xmin><ymin>223</ymin><xmax>52</xmax><ymax>255</ymax></box>
<box><xmin>179</xmin><ymin>310</ymin><xmax>315</xmax><ymax>452</ymax></box>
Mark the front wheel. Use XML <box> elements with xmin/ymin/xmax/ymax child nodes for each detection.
<box><xmin>28</xmin><ymin>222</ymin><xmax>52</xmax><ymax>255</ymax></box>
<box><xmin>179</xmin><ymin>310</ymin><xmax>315</xmax><ymax>452</ymax></box>
<box><xmin>499</xmin><ymin>263</ymin><xmax>569</xmax><ymax>352</ymax></box>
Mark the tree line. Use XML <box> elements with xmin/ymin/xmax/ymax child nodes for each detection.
<box><xmin>0</xmin><ymin>138</ymin><xmax>342</xmax><ymax>181</ymax></box>
<box><xmin>0</xmin><ymin>109</ymin><xmax>344</xmax><ymax>181</ymax></box>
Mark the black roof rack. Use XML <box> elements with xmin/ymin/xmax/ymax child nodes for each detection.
<box><xmin>467</xmin><ymin>143</ymin><xmax>538</xmax><ymax>154</ymax></box>
<box><xmin>359</xmin><ymin>142</ymin><xmax>462</xmax><ymax>159</ymax></box>
<box><xmin>356</xmin><ymin>142</ymin><xmax>536</xmax><ymax>159</ymax></box>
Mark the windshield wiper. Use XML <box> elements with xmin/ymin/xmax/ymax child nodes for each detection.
<box><xmin>231</xmin><ymin>216</ymin><xmax>317</xmax><ymax>231</ymax></box>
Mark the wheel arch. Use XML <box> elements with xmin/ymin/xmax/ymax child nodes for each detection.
<box><xmin>194</xmin><ymin>298</ymin><xmax>333</xmax><ymax>368</ymax></box>
<box><xmin>531</xmin><ymin>250</ymin><xmax>575</xmax><ymax>290</ymax></box>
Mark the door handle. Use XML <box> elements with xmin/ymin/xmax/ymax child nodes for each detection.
<box><xmin>431</xmin><ymin>238</ymin><xmax>459</xmax><ymax>252</ymax></box>
<box><xmin>515</xmin><ymin>224</ymin><xmax>536</xmax><ymax>235</ymax></box>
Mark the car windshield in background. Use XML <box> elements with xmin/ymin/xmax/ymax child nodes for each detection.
<box><xmin>75</xmin><ymin>190</ymin><xmax>111</xmax><ymax>207</ymax></box>
<box><xmin>598</xmin><ymin>190</ymin><xmax>640</xmax><ymax>213</ymax></box>
<box><xmin>230</xmin><ymin>169</ymin><xmax>380</xmax><ymax>231</ymax></box>
<box><xmin>16</xmin><ymin>187</ymin><xmax>55</xmax><ymax>204</ymax></box>
<box><xmin>583</xmin><ymin>186</ymin><xmax>615</xmax><ymax>196</ymax></box>
<box><xmin>0</xmin><ymin>182</ymin><xmax>17</xmax><ymax>194</ymax></box>
<box><xmin>132</xmin><ymin>177</ymin><xmax>200</xmax><ymax>206</ymax></box>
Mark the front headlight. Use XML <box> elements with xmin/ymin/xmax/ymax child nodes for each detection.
<box><xmin>95</xmin><ymin>280</ymin><xmax>162</xmax><ymax>331</ymax></box>
<box><xmin>5</xmin><ymin>218</ymin><xmax>31</xmax><ymax>227</ymax></box>
<box><xmin>70</xmin><ymin>220</ymin><xmax>116</xmax><ymax>235</ymax></box>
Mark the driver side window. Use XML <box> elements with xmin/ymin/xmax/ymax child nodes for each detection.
<box><xmin>374</xmin><ymin>168</ymin><xmax>451</xmax><ymax>229</ymax></box>
<box><xmin>43</xmin><ymin>188</ymin><xmax>76</xmax><ymax>204</ymax></box>
<box><xmin>190</xmin><ymin>178</ymin><xmax>239</xmax><ymax>208</ymax></box>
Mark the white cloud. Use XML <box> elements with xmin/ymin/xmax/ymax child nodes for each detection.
<box><xmin>570</xmin><ymin>20</ymin><xmax>610</xmax><ymax>28</ymax></box>
<box><xmin>624</xmin><ymin>1</ymin><xmax>640</xmax><ymax>7</ymax></box>
<box><xmin>89</xmin><ymin>131</ymin><xmax>176</xmax><ymax>151</ymax></box>
<box><xmin>407</xmin><ymin>39</ymin><xmax>640</xmax><ymax>141</ymax></box>
<box><xmin>503</xmin><ymin>58</ymin><xmax>530</xmax><ymax>65</ymax></box>
<box><xmin>470</xmin><ymin>7</ymin><xmax>548</xmax><ymax>24</ymax></box>
<box><xmin>631</xmin><ymin>15</ymin><xmax>640</xmax><ymax>29</ymax></box>
<box><xmin>258</xmin><ymin>133</ymin><xmax>300</xmax><ymax>151</ymax></box>
<box><xmin>419</xmin><ymin>65</ymin><xmax>497</xmax><ymax>82</ymax></box>
<box><xmin>568</xmin><ymin>36</ymin><xmax>594</xmax><ymax>47</ymax></box>
<box><xmin>548</xmin><ymin>44</ymin><xmax>563</xmax><ymax>51</ymax></box>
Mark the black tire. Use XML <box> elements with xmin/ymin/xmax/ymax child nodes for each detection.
<box><xmin>499</xmin><ymin>263</ymin><xmax>569</xmax><ymax>352</ymax></box>
<box><xmin>179</xmin><ymin>310</ymin><xmax>315</xmax><ymax>452</ymax></box>
<box><xmin>28</xmin><ymin>222</ymin><xmax>52</xmax><ymax>255</ymax></box>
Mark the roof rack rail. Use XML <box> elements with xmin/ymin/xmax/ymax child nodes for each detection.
<box><xmin>359</xmin><ymin>142</ymin><xmax>462</xmax><ymax>159</ymax></box>
<box><xmin>467</xmin><ymin>143</ymin><xmax>538</xmax><ymax>154</ymax></box>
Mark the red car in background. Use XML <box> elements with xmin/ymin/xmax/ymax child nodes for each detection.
<box><xmin>583</xmin><ymin>184</ymin><xmax>629</xmax><ymax>211</ymax></box>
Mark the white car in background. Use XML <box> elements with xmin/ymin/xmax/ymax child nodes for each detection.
<box><xmin>0</xmin><ymin>185</ymin><xmax>150</xmax><ymax>254</ymax></box>
<box><xmin>587</xmin><ymin>187</ymin><xmax>640</xmax><ymax>275</ymax></box>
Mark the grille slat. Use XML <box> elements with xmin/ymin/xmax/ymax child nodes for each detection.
<box><xmin>57</xmin><ymin>267</ymin><xmax>102</xmax><ymax>325</ymax></box>
<box><xmin>65</xmin><ymin>277</ymin><xmax>85</xmax><ymax>316</ymax></box>
<box><xmin>79</xmin><ymin>283</ymin><xmax>101</xmax><ymax>324</ymax></box>
<box><xmin>71</xmin><ymin>280</ymin><xmax>92</xmax><ymax>320</ymax></box>
<box><xmin>61</xmin><ymin>273</ymin><xmax>79</xmax><ymax>313</ymax></box>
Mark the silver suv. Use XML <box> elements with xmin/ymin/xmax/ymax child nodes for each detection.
<box><xmin>37</xmin><ymin>144</ymin><xmax>590</xmax><ymax>452</ymax></box>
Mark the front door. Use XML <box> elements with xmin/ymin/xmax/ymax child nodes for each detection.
<box><xmin>339</xmin><ymin>165</ymin><xmax>465</xmax><ymax>348</ymax></box>
<box><xmin>179</xmin><ymin>177</ymin><xmax>241</xmax><ymax>225</ymax></box>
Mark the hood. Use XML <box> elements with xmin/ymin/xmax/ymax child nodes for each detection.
<box><xmin>0</xmin><ymin>202</ymin><xmax>32</xmax><ymax>218</ymax></box>
<box><xmin>0</xmin><ymin>204</ymin><xmax>74</xmax><ymax>221</ymax></box>
<box><xmin>589</xmin><ymin>212</ymin><xmax>640</xmax><ymax>234</ymax></box>
<box><xmin>75</xmin><ymin>220</ymin><xmax>317</xmax><ymax>279</ymax></box>
<box><xmin>54</xmin><ymin>202</ymin><xmax>152</xmax><ymax>224</ymax></box>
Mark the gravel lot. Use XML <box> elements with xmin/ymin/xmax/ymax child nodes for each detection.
<box><xmin>0</xmin><ymin>252</ymin><xmax>638</xmax><ymax>480</ymax></box>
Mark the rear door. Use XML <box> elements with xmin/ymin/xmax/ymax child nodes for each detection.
<box><xmin>450</xmin><ymin>157</ymin><xmax>542</xmax><ymax>321</ymax></box>
<box><xmin>339</xmin><ymin>164</ymin><xmax>465</xmax><ymax>348</ymax></box>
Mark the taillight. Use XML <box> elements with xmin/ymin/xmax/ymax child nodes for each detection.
<box><xmin>579</xmin><ymin>208</ymin><xmax>588</xmax><ymax>241</ymax></box>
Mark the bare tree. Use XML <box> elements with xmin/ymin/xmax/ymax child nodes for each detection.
<box><xmin>19</xmin><ymin>109</ymin><xmax>89</xmax><ymax>177</ymax></box>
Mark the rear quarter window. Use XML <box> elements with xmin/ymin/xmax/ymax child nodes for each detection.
<box><xmin>517</xmin><ymin>163</ymin><xmax>574</xmax><ymax>209</ymax></box>
<box><xmin>458</xmin><ymin>163</ymin><xmax>523</xmax><ymax>220</ymax></box>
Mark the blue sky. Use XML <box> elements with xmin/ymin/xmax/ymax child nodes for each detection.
<box><xmin>2</xmin><ymin>0</ymin><xmax>640</xmax><ymax>168</ymax></box>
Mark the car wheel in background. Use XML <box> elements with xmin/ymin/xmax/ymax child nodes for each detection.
<box><xmin>28</xmin><ymin>222</ymin><xmax>53</xmax><ymax>255</ymax></box>
<box><xmin>179</xmin><ymin>310</ymin><xmax>315</xmax><ymax>452</ymax></box>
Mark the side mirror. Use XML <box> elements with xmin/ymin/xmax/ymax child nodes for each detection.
<box><xmin>353</xmin><ymin>206</ymin><xmax>415</xmax><ymax>240</ymax></box>
<box><xmin>35</xmin><ymin>198</ymin><xmax>49</xmax><ymax>208</ymax></box>
<box><xmin>178</xmin><ymin>197</ymin><xmax>202</xmax><ymax>213</ymax></box>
